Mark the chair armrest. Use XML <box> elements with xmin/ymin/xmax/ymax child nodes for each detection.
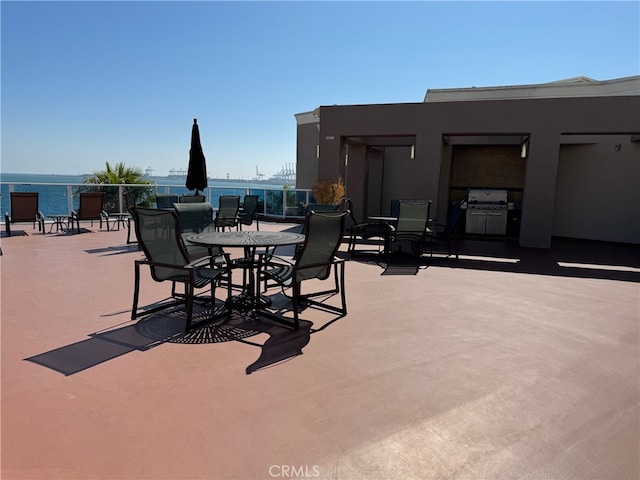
<box><xmin>257</xmin><ymin>252</ymin><xmax>294</xmax><ymax>267</ymax></box>
<box><xmin>186</xmin><ymin>252</ymin><xmax>232</xmax><ymax>269</ymax></box>
<box><xmin>136</xmin><ymin>253</ymin><xmax>230</xmax><ymax>272</ymax></box>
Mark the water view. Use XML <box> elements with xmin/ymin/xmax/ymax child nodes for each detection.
<box><xmin>0</xmin><ymin>173</ymin><xmax>306</xmax><ymax>217</ymax></box>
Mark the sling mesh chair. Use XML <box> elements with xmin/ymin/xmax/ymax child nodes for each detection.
<box><xmin>387</xmin><ymin>200</ymin><xmax>432</xmax><ymax>258</ymax></box>
<box><xmin>123</xmin><ymin>193</ymin><xmax>138</xmax><ymax>244</ymax></box>
<box><xmin>104</xmin><ymin>192</ymin><xmax>134</xmax><ymax>238</ymax></box>
<box><xmin>70</xmin><ymin>192</ymin><xmax>108</xmax><ymax>233</ymax></box>
<box><xmin>258</xmin><ymin>210</ymin><xmax>348</xmax><ymax>330</ymax></box>
<box><xmin>130</xmin><ymin>207</ymin><xmax>232</xmax><ymax>332</ymax></box>
<box><xmin>344</xmin><ymin>198</ymin><xmax>392</xmax><ymax>255</ymax></box>
<box><xmin>426</xmin><ymin>200</ymin><xmax>464</xmax><ymax>260</ymax></box>
<box><xmin>214</xmin><ymin>195</ymin><xmax>240</xmax><ymax>231</ymax></box>
<box><xmin>173</xmin><ymin>202</ymin><xmax>220</xmax><ymax>261</ymax></box>
<box><xmin>155</xmin><ymin>193</ymin><xmax>178</xmax><ymax>209</ymax></box>
<box><xmin>238</xmin><ymin>194</ymin><xmax>260</xmax><ymax>231</ymax></box>
<box><xmin>5</xmin><ymin>192</ymin><xmax>44</xmax><ymax>236</ymax></box>
<box><xmin>179</xmin><ymin>194</ymin><xmax>206</xmax><ymax>203</ymax></box>
<box><xmin>173</xmin><ymin>201</ymin><xmax>249</xmax><ymax>292</ymax></box>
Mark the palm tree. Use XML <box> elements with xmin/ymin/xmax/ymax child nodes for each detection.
<box><xmin>80</xmin><ymin>161</ymin><xmax>154</xmax><ymax>211</ymax></box>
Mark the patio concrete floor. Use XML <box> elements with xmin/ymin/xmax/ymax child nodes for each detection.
<box><xmin>1</xmin><ymin>220</ymin><xmax>639</xmax><ymax>479</ymax></box>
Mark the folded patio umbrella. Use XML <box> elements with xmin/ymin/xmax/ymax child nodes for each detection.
<box><xmin>185</xmin><ymin>118</ymin><xmax>208</xmax><ymax>195</ymax></box>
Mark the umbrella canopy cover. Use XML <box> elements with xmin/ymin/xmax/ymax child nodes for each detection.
<box><xmin>186</xmin><ymin>118</ymin><xmax>208</xmax><ymax>193</ymax></box>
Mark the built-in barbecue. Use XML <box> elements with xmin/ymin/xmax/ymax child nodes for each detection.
<box><xmin>465</xmin><ymin>189</ymin><xmax>508</xmax><ymax>235</ymax></box>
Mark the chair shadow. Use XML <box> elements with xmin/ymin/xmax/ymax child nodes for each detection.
<box><xmin>84</xmin><ymin>244</ymin><xmax>140</xmax><ymax>256</ymax></box>
<box><xmin>347</xmin><ymin>250</ymin><xmax>420</xmax><ymax>275</ymax></box>
<box><xmin>381</xmin><ymin>251</ymin><xmax>421</xmax><ymax>275</ymax></box>
<box><xmin>0</xmin><ymin>230</ymin><xmax>29</xmax><ymax>237</ymax></box>
<box><xmin>24</xmin><ymin>301</ymin><xmax>328</xmax><ymax>376</ymax></box>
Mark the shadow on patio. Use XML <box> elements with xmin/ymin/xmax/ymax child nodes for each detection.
<box><xmin>350</xmin><ymin>236</ymin><xmax>640</xmax><ymax>283</ymax></box>
<box><xmin>25</xmin><ymin>295</ymin><xmax>345</xmax><ymax>376</ymax></box>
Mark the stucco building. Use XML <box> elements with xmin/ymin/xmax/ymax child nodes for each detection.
<box><xmin>295</xmin><ymin>76</ymin><xmax>640</xmax><ymax>248</ymax></box>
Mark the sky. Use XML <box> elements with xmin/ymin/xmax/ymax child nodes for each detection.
<box><xmin>2</xmin><ymin>1</ymin><xmax>639</xmax><ymax>180</ymax></box>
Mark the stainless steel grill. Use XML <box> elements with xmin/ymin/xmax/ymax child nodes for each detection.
<box><xmin>465</xmin><ymin>189</ymin><xmax>508</xmax><ymax>235</ymax></box>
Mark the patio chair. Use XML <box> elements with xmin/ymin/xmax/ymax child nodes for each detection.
<box><xmin>173</xmin><ymin>201</ymin><xmax>249</xmax><ymax>289</ymax></box>
<box><xmin>70</xmin><ymin>192</ymin><xmax>108</xmax><ymax>233</ymax></box>
<box><xmin>390</xmin><ymin>199</ymin><xmax>401</xmax><ymax>219</ymax></box>
<box><xmin>155</xmin><ymin>193</ymin><xmax>178</xmax><ymax>209</ymax></box>
<box><xmin>117</xmin><ymin>194</ymin><xmax>142</xmax><ymax>244</ymax></box>
<box><xmin>258</xmin><ymin>210</ymin><xmax>348</xmax><ymax>330</ymax></box>
<box><xmin>214</xmin><ymin>195</ymin><xmax>240</xmax><ymax>231</ymax></box>
<box><xmin>238</xmin><ymin>194</ymin><xmax>260</xmax><ymax>230</ymax></box>
<box><xmin>179</xmin><ymin>194</ymin><xmax>206</xmax><ymax>203</ymax></box>
<box><xmin>173</xmin><ymin>202</ymin><xmax>220</xmax><ymax>261</ymax></box>
<box><xmin>387</xmin><ymin>200</ymin><xmax>431</xmax><ymax>258</ymax></box>
<box><xmin>130</xmin><ymin>207</ymin><xmax>232</xmax><ymax>332</ymax></box>
<box><xmin>344</xmin><ymin>198</ymin><xmax>392</xmax><ymax>255</ymax></box>
<box><xmin>103</xmin><ymin>193</ymin><xmax>135</xmax><ymax>238</ymax></box>
<box><xmin>4</xmin><ymin>192</ymin><xmax>45</xmax><ymax>236</ymax></box>
<box><xmin>426</xmin><ymin>200</ymin><xmax>464</xmax><ymax>259</ymax></box>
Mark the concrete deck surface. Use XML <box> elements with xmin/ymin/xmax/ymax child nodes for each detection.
<box><xmin>1</xmin><ymin>220</ymin><xmax>638</xmax><ymax>480</ymax></box>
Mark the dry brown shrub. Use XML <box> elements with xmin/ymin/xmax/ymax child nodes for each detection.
<box><xmin>311</xmin><ymin>177</ymin><xmax>345</xmax><ymax>205</ymax></box>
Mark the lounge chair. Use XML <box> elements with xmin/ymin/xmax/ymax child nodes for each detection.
<box><xmin>238</xmin><ymin>194</ymin><xmax>260</xmax><ymax>230</ymax></box>
<box><xmin>214</xmin><ymin>195</ymin><xmax>240</xmax><ymax>231</ymax></box>
<box><xmin>130</xmin><ymin>207</ymin><xmax>232</xmax><ymax>332</ymax></box>
<box><xmin>70</xmin><ymin>192</ymin><xmax>108</xmax><ymax>233</ymax></box>
<box><xmin>258</xmin><ymin>210</ymin><xmax>348</xmax><ymax>329</ymax></box>
<box><xmin>387</xmin><ymin>200</ymin><xmax>432</xmax><ymax>258</ymax></box>
<box><xmin>4</xmin><ymin>192</ymin><xmax>45</xmax><ymax>236</ymax></box>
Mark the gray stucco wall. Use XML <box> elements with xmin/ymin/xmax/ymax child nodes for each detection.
<box><xmin>313</xmin><ymin>96</ymin><xmax>640</xmax><ymax>248</ymax></box>
<box><xmin>553</xmin><ymin>136</ymin><xmax>640</xmax><ymax>244</ymax></box>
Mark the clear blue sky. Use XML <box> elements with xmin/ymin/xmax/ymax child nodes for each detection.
<box><xmin>2</xmin><ymin>1</ymin><xmax>639</xmax><ymax>179</ymax></box>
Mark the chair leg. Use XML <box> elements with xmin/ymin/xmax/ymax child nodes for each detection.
<box><xmin>338</xmin><ymin>261</ymin><xmax>346</xmax><ymax>315</ymax></box>
<box><xmin>452</xmin><ymin>233</ymin><xmax>459</xmax><ymax>260</ymax></box>
<box><xmin>184</xmin><ymin>283</ymin><xmax>194</xmax><ymax>332</ymax></box>
<box><xmin>131</xmin><ymin>262</ymin><xmax>141</xmax><ymax>319</ymax></box>
<box><xmin>126</xmin><ymin>218</ymin><xmax>132</xmax><ymax>244</ymax></box>
<box><xmin>292</xmin><ymin>282</ymin><xmax>301</xmax><ymax>330</ymax></box>
<box><xmin>224</xmin><ymin>265</ymin><xmax>233</xmax><ymax>312</ymax></box>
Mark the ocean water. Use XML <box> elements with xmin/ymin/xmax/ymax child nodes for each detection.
<box><xmin>1</xmin><ymin>172</ymin><xmax>293</xmax><ymax>216</ymax></box>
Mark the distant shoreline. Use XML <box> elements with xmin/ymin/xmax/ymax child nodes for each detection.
<box><xmin>1</xmin><ymin>172</ymin><xmax>291</xmax><ymax>187</ymax></box>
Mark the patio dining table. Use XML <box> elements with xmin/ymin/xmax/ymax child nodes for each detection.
<box><xmin>187</xmin><ymin>230</ymin><xmax>305</xmax><ymax>316</ymax></box>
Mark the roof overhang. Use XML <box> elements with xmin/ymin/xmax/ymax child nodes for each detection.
<box><xmin>424</xmin><ymin>75</ymin><xmax>640</xmax><ymax>102</ymax></box>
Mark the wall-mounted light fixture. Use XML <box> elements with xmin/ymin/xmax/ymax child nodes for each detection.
<box><xmin>520</xmin><ymin>136</ymin><xmax>529</xmax><ymax>159</ymax></box>
<box><xmin>410</xmin><ymin>145</ymin><xmax>415</xmax><ymax>160</ymax></box>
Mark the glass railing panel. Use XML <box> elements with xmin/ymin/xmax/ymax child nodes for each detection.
<box><xmin>1</xmin><ymin>181</ymin><xmax>312</xmax><ymax>219</ymax></box>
